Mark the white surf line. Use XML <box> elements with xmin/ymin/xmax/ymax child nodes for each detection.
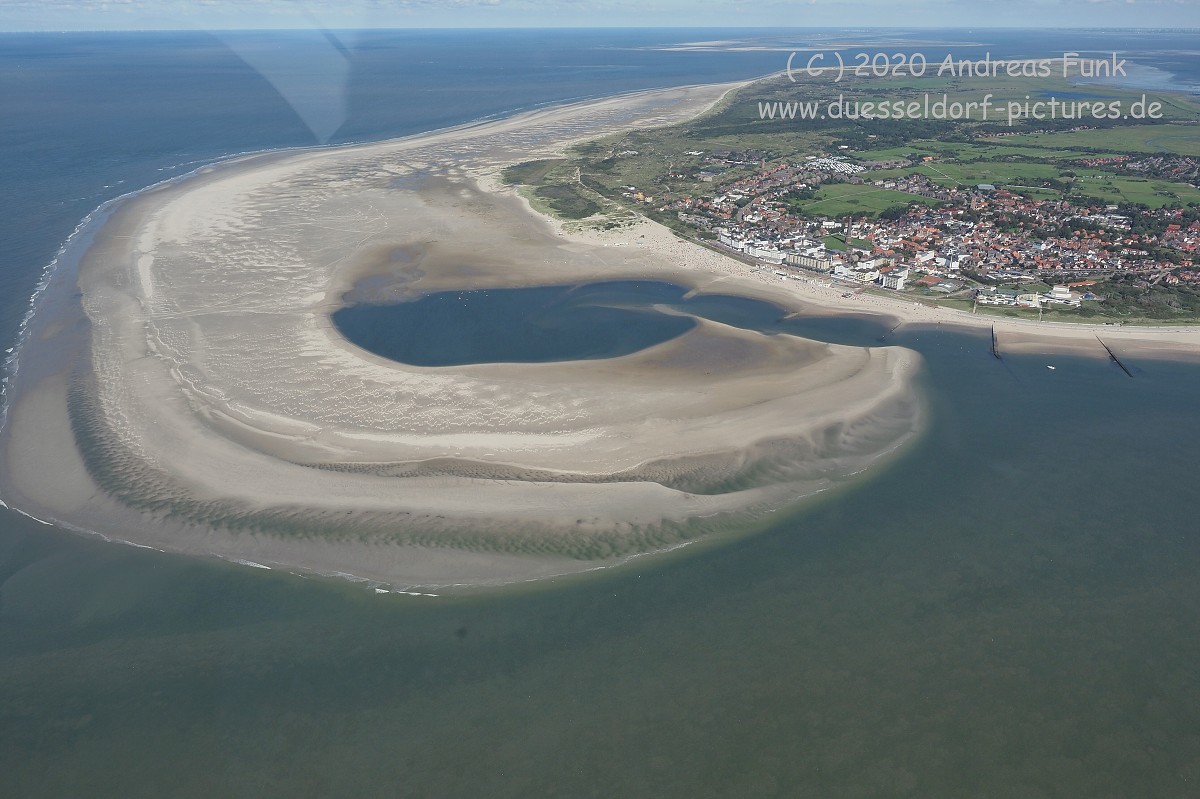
<box><xmin>227</xmin><ymin>558</ymin><xmax>273</xmax><ymax>570</ymax></box>
<box><xmin>0</xmin><ymin>498</ymin><xmax>164</xmax><ymax>552</ymax></box>
<box><xmin>376</xmin><ymin>588</ymin><xmax>440</xmax><ymax>597</ymax></box>
<box><xmin>115</xmin><ymin>539</ymin><xmax>166</xmax><ymax>552</ymax></box>
<box><xmin>9</xmin><ymin>507</ymin><xmax>53</xmax><ymax>526</ymax></box>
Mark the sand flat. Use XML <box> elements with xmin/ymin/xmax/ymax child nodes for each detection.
<box><xmin>7</xmin><ymin>78</ymin><xmax>1198</xmax><ymax>588</ymax></box>
<box><xmin>2</xmin><ymin>82</ymin><xmax>928</xmax><ymax>589</ymax></box>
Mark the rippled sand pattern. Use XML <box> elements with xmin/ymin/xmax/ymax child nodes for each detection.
<box><xmin>2</xmin><ymin>84</ymin><xmax>923</xmax><ymax>588</ymax></box>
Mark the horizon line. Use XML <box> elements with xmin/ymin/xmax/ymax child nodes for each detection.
<box><xmin>3</xmin><ymin>24</ymin><xmax>1199</xmax><ymax>34</ymax></box>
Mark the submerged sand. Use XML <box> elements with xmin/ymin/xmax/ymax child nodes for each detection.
<box><xmin>4</xmin><ymin>82</ymin><xmax>925</xmax><ymax>589</ymax></box>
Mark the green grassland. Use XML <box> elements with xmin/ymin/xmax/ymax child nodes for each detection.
<box><xmin>862</xmin><ymin>155</ymin><xmax>1200</xmax><ymax>208</ymax></box>
<box><xmin>823</xmin><ymin>235</ymin><xmax>874</xmax><ymax>251</ymax></box>
<box><xmin>855</xmin><ymin>142</ymin><xmax>1098</xmax><ymax>162</ymax></box>
<box><xmin>552</xmin><ymin>69</ymin><xmax>1100</xmax><ymax>207</ymax></box>
<box><xmin>793</xmin><ymin>182</ymin><xmax>939</xmax><ymax>217</ymax></box>
<box><xmin>566</xmin><ymin>123</ymin><xmax>824</xmax><ymax>208</ymax></box>
<box><xmin>872</xmin><ymin>160</ymin><xmax>1064</xmax><ymax>185</ymax></box>
<box><xmin>986</xmin><ymin>124</ymin><xmax>1200</xmax><ymax>156</ymax></box>
<box><xmin>501</xmin><ymin>159</ymin><xmax>607</xmax><ymax>221</ymax></box>
<box><xmin>951</xmin><ymin>144</ymin><xmax>1114</xmax><ymax>160</ymax></box>
<box><xmin>1070</xmin><ymin>174</ymin><xmax>1200</xmax><ymax>207</ymax></box>
<box><xmin>501</xmin><ymin>158</ymin><xmax>567</xmax><ymax>185</ymax></box>
<box><xmin>860</xmin><ymin>127</ymin><xmax>1200</xmax><ymax>207</ymax></box>
<box><xmin>502</xmin><ymin>71</ymin><xmax>1200</xmax><ymax>225</ymax></box>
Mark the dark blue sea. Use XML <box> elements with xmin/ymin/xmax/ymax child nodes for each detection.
<box><xmin>3</xmin><ymin>29</ymin><xmax>1200</xmax><ymax>798</ymax></box>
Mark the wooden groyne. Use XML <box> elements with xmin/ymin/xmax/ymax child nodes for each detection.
<box><xmin>1096</xmin><ymin>337</ymin><xmax>1134</xmax><ymax>378</ymax></box>
<box><xmin>991</xmin><ymin>325</ymin><xmax>1001</xmax><ymax>360</ymax></box>
<box><xmin>878</xmin><ymin>321</ymin><xmax>903</xmax><ymax>342</ymax></box>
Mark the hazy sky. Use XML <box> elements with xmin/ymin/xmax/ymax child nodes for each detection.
<box><xmin>1</xmin><ymin>0</ymin><xmax>1198</xmax><ymax>31</ymax></box>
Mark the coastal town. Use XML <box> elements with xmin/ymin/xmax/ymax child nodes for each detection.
<box><xmin>622</xmin><ymin>148</ymin><xmax>1200</xmax><ymax>315</ymax></box>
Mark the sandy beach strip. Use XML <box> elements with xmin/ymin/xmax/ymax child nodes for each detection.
<box><xmin>550</xmin><ymin>210</ymin><xmax>1200</xmax><ymax>364</ymax></box>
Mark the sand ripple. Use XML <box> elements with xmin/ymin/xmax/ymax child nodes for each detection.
<box><xmin>2</xmin><ymin>84</ymin><xmax>923</xmax><ymax>588</ymax></box>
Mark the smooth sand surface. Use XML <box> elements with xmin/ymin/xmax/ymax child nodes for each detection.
<box><xmin>21</xmin><ymin>79</ymin><xmax>1178</xmax><ymax>589</ymax></box>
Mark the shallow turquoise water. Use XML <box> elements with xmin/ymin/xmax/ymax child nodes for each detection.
<box><xmin>4</xmin><ymin>324</ymin><xmax>1200</xmax><ymax>798</ymax></box>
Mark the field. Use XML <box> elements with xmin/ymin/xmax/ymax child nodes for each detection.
<box><xmin>857</xmin><ymin>142</ymin><xmax>1098</xmax><ymax>162</ymax></box>
<box><xmin>858</xmin><ymin>133</ymin><xmax>1200</xmax><ymax>208</ymax></box>
<box><xmin>875</xmin><ymin>159</ymin><xmax>1063</xmax><ymax>186</ymax></box>
<box><xmin>953</xmin><ymin>144</ymin><xmax>1113</xmax><ymax>160</ymax></box>
<box><xmin>792</xmin><ymin>182</ymin><xmax>938</xmax><ymax>217</ymax></box>
<box><xmin>1069</xmin><ymin>174</ymin><xmax>1200</xmax><ymax>207</ymax></box>
<box><xmin>986</xmin><ymin>124</ymin><xmax>1200</xmax><ymax>156</ymax></box>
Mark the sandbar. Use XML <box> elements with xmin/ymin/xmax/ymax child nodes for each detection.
<box><xmin>2</xmin><ymin>82</ymin><xmax>929</xmax><ymax>589</ymax></box>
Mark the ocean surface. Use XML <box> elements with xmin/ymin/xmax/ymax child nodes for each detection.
<box><xmin>3</xmin><ymin>28</ymin><xmax>1200</xmax><ymax>797</ymax></box>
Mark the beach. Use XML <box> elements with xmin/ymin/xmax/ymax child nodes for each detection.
<box><xmin>550</xmin><ymin>212</ymin><xmax>1200</xmax><ymax>363</ymax></box>
<box><xmin>2</xmin><ymin>77</ymin><xmax>1192</xmax><ymax>590</ymax></box>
